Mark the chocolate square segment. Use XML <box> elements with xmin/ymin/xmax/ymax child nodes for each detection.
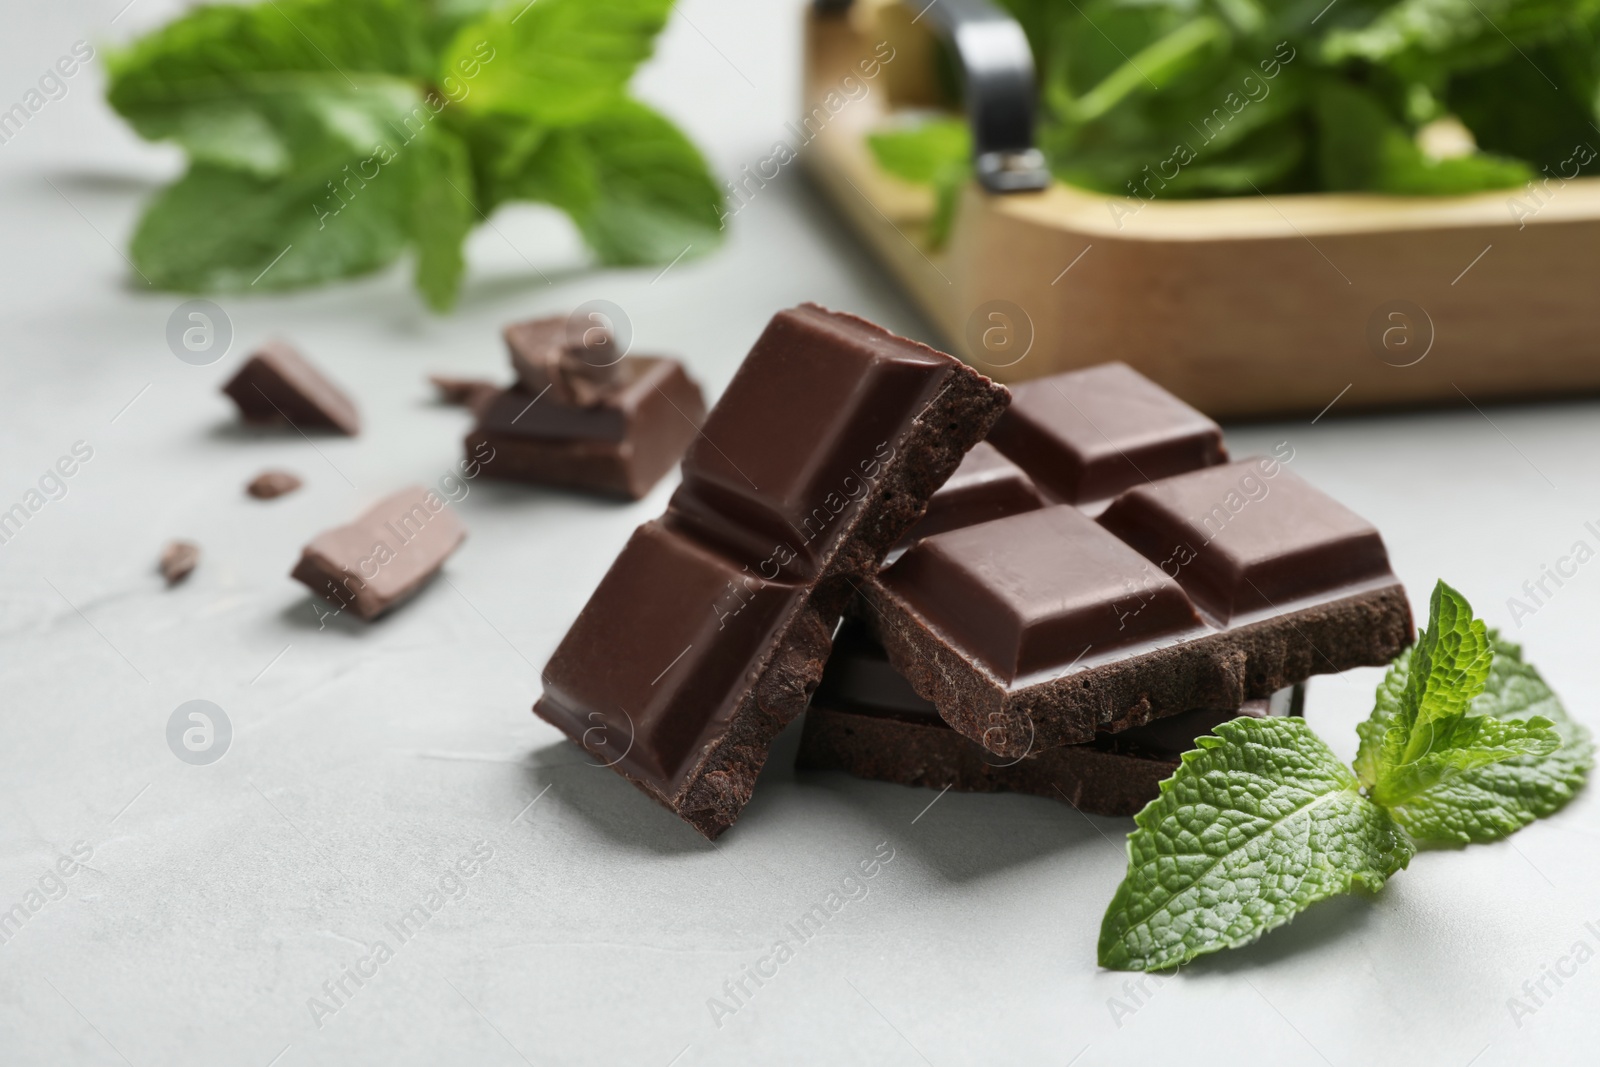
<box><xmin>537</xmin><ymin>521</ymin><xmax>805</xmax><ymax>786</ymax></box>
<box><xmin>668</xmin><ymin>306</ymin><xmax>957</xmax><ymax>578</ymax></box>
<box><xmin>1098</xmin><ymin>459</ymin><xmax>1396</xmax><ymax>624</ymax></box>
<box><xmin>989</xmin><ymin>363</ymin><xmax>1225</xmax><ymax>510</ymax></box>
<box><xmin>882</xmin><ymin>506</ymin><xmax>1206</xmax><ymax>683</ymax></box>
<box><xmin>897</xmin><ymin>442</ymin><xmax>1047</xmax><ymax>549</ymax></box>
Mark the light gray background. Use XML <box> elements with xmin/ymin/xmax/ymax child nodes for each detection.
<box><xmin>4</xmin><ymin>2</ymin><xmax>1599</xmax><ymax>1065</ymax></box>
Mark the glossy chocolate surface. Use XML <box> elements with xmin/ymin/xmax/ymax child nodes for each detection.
<box><xmin>988</xmin><ymin>362</ymin><xmax>1225</xmax><ymax>510</ymax></box>
<box><xmin>1098</xmin><ymin>459</ymin><xmax>1395</xmax><ymax>624</ymax></box>
<box><xmin>883</xmin><ymin>505</ymin><xmax>1207</xmax><ymax>681</ymax></box>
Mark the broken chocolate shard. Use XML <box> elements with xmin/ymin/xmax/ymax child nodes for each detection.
<box><xmin>534</xmin><ymin>305</ymin><xmax>1010</xmax><ymax>838</ymax></box>
<box><xmin>290</xmin><ymin>486</ymin><xmax>466</xmax><ymax>621</ymax></box>
<box><xmin>987</xmin><ymin>362</ymin><xmax>1226</xmax><ymax>513</ymax></box>
<box><xmin>159</xmin><ymin>540</ymin><xmax>199</xmax><ymax>585</ymax></box>
<box><xmin>429</xmin><ymin>375</ymin><xmax>501</xmax><ymax>416</ymax></box>
<box><xmin>468</xmin><ymin>355</ymin><xmax>707</xmax><ymax>500</ymax></box>
<box><xmin>861</xmin><ymin>459</ymin><xmax>1410</xmax><ymax>757</ymax></box>
<box><xmin>247</xmin><ymin>470</ymin><xmax>302</xmax><ymax>500</ymax></box>
<box><xmin>221</xmin><ymin>340</ymin><xmax>360</xmax><ymax>435</ymax></box>
<box><xmin>504</xmin><ymin>314</ymin><xmax>622</xmax><ymax>407</ymax></box>
<box><xmin>797</xmin><ymin>621</ymin><xmax>1302</xmax><ymax>816</ymax></box>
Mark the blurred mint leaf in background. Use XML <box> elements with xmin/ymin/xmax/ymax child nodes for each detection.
<box><xmin>871</xmin><ymin>0</ymin><xmax>1600</xmax><ymax>244</ymax></box>
<box><xmin>107</xmin><ymin>0</ymin><xmax>723</xmax><ymax>311</ymax></box>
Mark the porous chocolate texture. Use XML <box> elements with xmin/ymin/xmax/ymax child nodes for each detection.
<box><xmin>534</xmin><ymin>305</ymin><xmax>1009</xmax><ymax>838</ymax></box>
<box><xmin>221</xmin><ymin>340</ymin><xmax>360</xmax><ymax>435</ymax></box>
<box><xmin>797</xmin><ymin>623</ymin><xmax>1301</xmax><ymax>816</ymax></box>
<box><xmin>467</xmin><ymin>355</ymin><xmax>706</xmax><ymax>500</ymax></box>
<box><xmin>861</xmin><ymin>459</ymin><xmax>1411</xmax><ymax>758</ymax></box>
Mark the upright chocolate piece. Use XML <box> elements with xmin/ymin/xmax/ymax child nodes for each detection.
<box><xmin>988</xmin><ymin>363</ymin><xmax>1225</xmax><ymax>513</ymax></box>
<box><xmin>222</xmin><ymin>340</ymin><xmax>360</xmax><ymax>435</ymax></box>
<box><xmin>535</xmin><ymin>305</ymin><xmax>1009</xmax><ymax>838</ymax></box>
<box><xmin>797</xmin><ymin>621</ymin><xmax>1303</xmax><ymax>816</ymax></box>
<box><xmin>894</xmin><ymin>442</ymin><xmax>1047</xmax><ymax>552</ymax></box>
<box><xmin>468</xmin><ymin>355</ymin><xmax>706</xmax><ymax>500</ymax></box>
<box><xmin>861</xmin><ymin>461</ymin><xmax>1410</xmax><ymax>757</ymax></box>
<box><xmin>504</xmin><ymin>315</ymin><xmax>621</xmax><ymax>406</ymax></box>
<box><xmin>291</xmin><ymin>486</ymin><xmax>466</xmax><ymax>620</ymax></box>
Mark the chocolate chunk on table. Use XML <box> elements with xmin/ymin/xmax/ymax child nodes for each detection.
<box><xmin>429</xmin><ymin>375</ymin><xmax>501</xmax><ymax>416</ymax></box>
<box><xmin>797</xmin><ymin>621</ymin><xmax>1302</xmax><ymax>817</ymax></box>
<box><xmin>291</xmin><ymin>486</ymin><xmax>466</xmax><ymax>621</ymax></box>
<box><xmin>987</xmin><ymin>362</ymin><xmax>1226</xmax><ymax>513</ymax></box>
<box><xmin>535</xmin><ymin>305</ymin><xmax>1009</xmax><ymax>838</ymax></box>
<box><xmin>159</xmin><ymin>540</ymin><xmax>199</xmax><ymax>585</ymax></box>
<box><xmin>246</xmin><ymin>470</ymin><xmax>302</xmax><ymax>500</ymax></box>
<box><xmin>221</xmin><ymin>340</ymin><xmax>360</xmax><ymax>435</ymax></box>
<box><xmin>468</xmin><ymin>355</ymin><xmax>707</xmax><ymax>500</ymax></box>
<box><xmin>504</xmin><ymin>314</ymin><xmax>622</xmax><ymax>407</ymax></box>
<box><xmin>861</xmin><ymin>459</ymin><xmax>1410</xmax><ymax>758</ymax></box>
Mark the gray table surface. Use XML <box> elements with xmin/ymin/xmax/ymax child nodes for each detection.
<box><xmin>5</xmin><ymin>2</ymin><xmax>1600</xmax><ymax>1065</ymax></box>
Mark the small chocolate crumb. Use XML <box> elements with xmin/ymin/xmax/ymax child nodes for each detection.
<box><xmin>247</xmin><ymin>470</ymin><xmax>303</xmax><ymax>500</ymax></box>
<box><xmin>160</xmin><ymin>541</ymin><xmax>200</xmax><ymax>585</ymax></box>
<box><xmin>429</xmin><ymin>375</ymin><xmax>501</xmax><ymax>416</ymax></box>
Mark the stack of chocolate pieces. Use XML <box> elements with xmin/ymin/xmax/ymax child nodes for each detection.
<box><xmin>802</xmin><ymin>362</ymin><xmax>1411</xmax><ymax>813</ymax></box>
<box><xmin>466</xmin><ymin>315</ymin><xmax>708</xmax><ymax>500</ymax></box>
<box><xmin>535</xmin><ymin>314</ymin><xmax>1412</xmax><ymax>837</ymax></box>
<box><xmin>535</xmin><ymin>305</ymin><xmax>1011</xmax><ymax>837</ymax></box>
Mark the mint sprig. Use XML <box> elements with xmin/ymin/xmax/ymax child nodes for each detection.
<box><xmin>1098</xmin><ymin>580</ymin><xmax>1591</xmax><ymax>971</ymax></box>
<box><xmin>106</xmin><ymin>0</ymin><xmax>723</xmax><ymax>311</ymax></box>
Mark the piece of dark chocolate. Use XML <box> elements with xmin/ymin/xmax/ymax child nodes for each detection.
<box><xmin>159</xmin><ymin>540</ymin><xmax>199</xmax><ymax>585</ymax></box>
<box><xmin>534</xmin><ymin>305</ymin><xmax>1009</xmax><ymax>838</ymax></box>
<box><xmin>247</xmin><ymin>470</ymin><xmax>302</xmax><ymax>500</ymax></box>
<box><xmin>797</xmin><ymin>621</ymin><xmax>1302</xmax><ymax>816</ymax></box>
<box><xmin>893</xmin><ymin>441</ymin><xmax>1047</xmax><ymax>552</ymax></box>
<box><xmin>987</xmin><ymin>362</ymin><xmax>1226</xmax><ymax>513</ymax></box>
<box><xmin>504</xmin><ymin>315</ymin><xmax>621</xmax><ymax>407</ymax></box>
<box><xmin>291</xmin><ymin>486</ymin><xmax>466</xmax><ymax>620</ymax></box>
<box><xmin>221</xmin><ymin>340</ymin><xmax>360</xmax><ymax>435</ymax></box>
<box><xmin>429</xmin><ymin>375</ymin><xmax>502</xmax><ymax>415</ymax></box>
<box><xmin>468</xmin><ymin>355</ymin><xmax>707</xmax><ymax>500</ymax></box>
<box><xmin>862</xmin><ymin>460</ymin><xmax>1410</xmax><ymax>757</ymax></box>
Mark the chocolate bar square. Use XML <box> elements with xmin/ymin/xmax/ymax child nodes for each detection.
<box><xmin>468</xmin><ymin>355</ymin><xmax>706</xmax><ymax>500</ymax></box>
<box><xmin>987</xmin><ymin>362</ymin><xmax>1225</xmax><ymax>512</ymax></box>
<box><xmin>222</xmin><ymin>340</ymin><xmax>360</xmax><ymax>435</ymax></box>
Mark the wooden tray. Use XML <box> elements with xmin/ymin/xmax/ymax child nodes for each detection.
<box><xmin>803</xmin><ymin>0</ymin><xmax>1600</xmax><ymax>417</ymax></box>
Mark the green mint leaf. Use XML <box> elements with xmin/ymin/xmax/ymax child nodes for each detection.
<box><xmin>1360</xmin><ymin>636</ymin><xmax>1591</xmax><ymax>844</ymax></box>
<box><xmin>106</xmin><ymin>0</ymin><xmax>431</xmax><ymax>175</ymax></box>
<box><xmin>407</xmin><ymin>126</ymin><xmax>476</xmax><ymax>311</ymax></box>
<box><xmin>498</xmin><ymin>99</ymin><xmax>724</xmax><ymax>266</ymax></box>
<box><xmin>1097</xmin><ymin>716</ymin><xmax>1414</xmax><ymax>972</ymax></box>
<box><xmin>444</xmin><ymin>0</ymin><xmax>673</xmax><ymax>125</ymax></box>
<box><xmin>1359</xmin><ymin>581</ymin><xmax>1564</xmax><ymax>811</ymax></box>
<box><xmin>866</xmin><ymin>118</ymin><xmax>969</xmax><ymax>246</ymax></box>
<box><xmin>131</xmin><ymin>159</ymin><xmax>411</xmax><ymax>292</ymax></box>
